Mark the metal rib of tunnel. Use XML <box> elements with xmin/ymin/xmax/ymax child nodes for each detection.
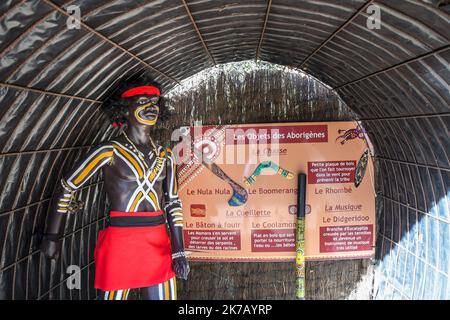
<box><xmin>0</xmin><ymin>0</ymin><xmax>449</xmax><ymax>300</ymax></box>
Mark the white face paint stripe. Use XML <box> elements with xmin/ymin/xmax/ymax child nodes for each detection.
<box><xmin>104</xmin><ymin>291</ymin><xmax>109</xmax><ymax>300</ymax></box>
<box><xmin>173</xmin><ymin>217</ymin><xmax>183</xmax><ymax>221</ymax></box>
<box><xmin>116</xmin><ymin>290</ymin><xmax>123</xmax><ymax>300</ymax></box>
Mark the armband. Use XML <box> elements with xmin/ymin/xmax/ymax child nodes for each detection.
<box><xmin>172</xmin><ymin>251</ymin><xmax>187</xmax><ymax>259</ymax></box>
<box><xmin>43</xmin><ymin>233</ymin><xmax>60</xmax><ymax>242</ymax></box>
<box><xmin>57</xmin><ymin>179</ymin><xmax>83</xmax><ymax>214</ymax></box>
<box><xmin>61</xmin><ymin>178</ymin><xmax>75</xmax><ymax>194</ymax></box>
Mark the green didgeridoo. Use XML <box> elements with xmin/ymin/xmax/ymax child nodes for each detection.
<box><xmin>296</xmin><ymin>173</ymin><xmax>307</xmax><ymax>299</ymax></box>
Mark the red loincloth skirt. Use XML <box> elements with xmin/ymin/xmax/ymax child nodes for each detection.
<box><xmin>94</xmin><ymin>211</ymin><xmax>175</xmax><ymax>291</ymax></box>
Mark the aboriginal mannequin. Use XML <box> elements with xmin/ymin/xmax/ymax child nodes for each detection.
<box><xmin>40</xmin><ymin>75</ymin><xmax>189</xmax><ymax>300</ymax></box>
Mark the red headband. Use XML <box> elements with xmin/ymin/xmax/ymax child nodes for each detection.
<box><xmin>121</xmin><ymin>86</ymin><xmax>161</xmax><ymax>98</ymax></box>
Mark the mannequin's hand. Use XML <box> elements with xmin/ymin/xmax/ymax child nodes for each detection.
<box><xmin>40</xmin><ymin>237</ymin><xmax>62</xmax><ymax>260</ymax></box>
<box><xmin>172</xmin><ymin>255</ymin><xmax>190</xmax><ymax>280</ymax></box>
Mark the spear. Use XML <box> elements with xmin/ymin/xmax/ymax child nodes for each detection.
<box><xmin>296</xmin><ymin>173</ymin><xmax>307</xmax><ymax>299</ymax></box>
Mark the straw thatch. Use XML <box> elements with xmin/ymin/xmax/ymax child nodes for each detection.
<box><xmin>145</xmin><ymin>62</ymin><xmax>371</xmax><ymax>300</ymax></box>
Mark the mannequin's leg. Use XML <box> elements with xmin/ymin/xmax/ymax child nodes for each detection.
<box><xmin>141</xmin><ymin>277</ymin><xmax>177</xmax><ymax>300</ymax></box>
<box><xmin>101</xmin><ymin>289</ymin><xmax>130</xmax><ymax>300</ymax></box>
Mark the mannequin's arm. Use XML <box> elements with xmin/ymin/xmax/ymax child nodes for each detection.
<box><xmin>163</xmin><ymin>148</ymin><xmax>189</xmax><ymax>280</ymax></box>
<box><xmin>41</xmin><ymin>144</ymin><xmax>114</xmax><ymax>259</ymax></box>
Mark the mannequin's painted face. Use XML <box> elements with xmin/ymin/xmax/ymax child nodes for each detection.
<box><xmin>125</xmin><ymin>94</ymin><xmax>160</xmax><ymax>126</ymax></box>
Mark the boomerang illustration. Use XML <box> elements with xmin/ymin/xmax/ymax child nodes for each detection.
<box><xmin>244</xmin><ymin>161</ymin><xmax>294</xmax><ymax>186</ymax></box>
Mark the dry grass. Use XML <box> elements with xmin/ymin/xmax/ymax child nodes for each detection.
<box><xmin>148</xmin><ymin>65</ymin><xmax>370</xmax><ymax>300</ymax></box>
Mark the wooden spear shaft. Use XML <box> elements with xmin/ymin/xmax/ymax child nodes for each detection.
<box><xmin>296</xmin><ymin>173</ymin><xmax>307</xmax><ymax>299</ymax></box>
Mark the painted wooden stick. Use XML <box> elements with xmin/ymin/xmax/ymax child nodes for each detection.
<box><xmin>296</xmin><ymin>173</ymin><xmax>307</xmax><ymax>299</ymax></box>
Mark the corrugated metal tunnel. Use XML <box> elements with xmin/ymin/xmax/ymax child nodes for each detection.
<box><xmin>0</xmin><ymin>0</ymin><xmax>449</xmax><ymax>300</ymax></box>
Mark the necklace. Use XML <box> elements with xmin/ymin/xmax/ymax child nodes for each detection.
<box><xmin>123</xmin><ymin>132</ymin><xmax>157</xmax><ymax>162</ymax></box>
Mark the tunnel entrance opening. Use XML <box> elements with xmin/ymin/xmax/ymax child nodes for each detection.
<box><xmin>148</xmin><ymin>60</ymin><xmax>378</xmax><ymax>300</ymax></box>
<box><xmin>0</xmin><ymin>0</ymin><xmax>449</xmax><ymax>300</ymax></box>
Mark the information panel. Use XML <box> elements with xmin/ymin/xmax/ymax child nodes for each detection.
<box><xmin>176</xmin><ymin>122</ymin><xmax>375</xmax><ymax>261</ymax></box>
